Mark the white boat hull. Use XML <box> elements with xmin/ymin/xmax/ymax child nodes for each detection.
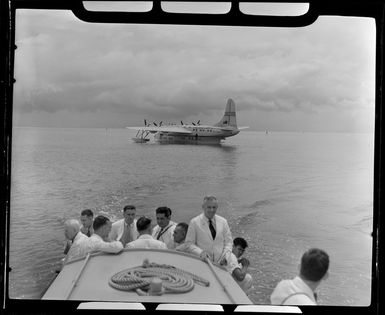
<box><xmin>42</xmin><ymin>248</ymin><xmax>252</xmax><ymax>305</ymax></box>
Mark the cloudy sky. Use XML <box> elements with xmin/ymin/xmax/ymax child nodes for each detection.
<box><xmin>13</xmin><ymin>5</ymin><xmax>375</xmax><ymax>132</ymax></box>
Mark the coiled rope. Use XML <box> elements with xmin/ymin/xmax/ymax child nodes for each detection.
<box><xmin>109</xmin><ymin>259</ymin><xmax>210</xmax><ymax>295</ymax></box>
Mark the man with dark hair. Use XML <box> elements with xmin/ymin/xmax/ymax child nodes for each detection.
<box><xmin>84</xmin><ymin>215</ymin><xmax>123</xmax><ymax>254</ymax></box>
<box><xmin>270</xmin><ymin>248</ymin><xmax>330</xmax><ymax>305</ymax></box>
<box><xmin>167</xmin><ymin>222</ymin><xmax>189</xmax><ymax>251</ymax></box>
<box><xmin>109</xmin><ymin>205</ymin><xmax>138</xmax><ymax>246</ymax></box>
<box><xmin>152</xmin><ymin>206</ymin><xmax>176</xmax><ymax>245</ymax></box>
<box><xmin>185</xmin><ymin>195</ymin><xmax>233</xmax><ymax>263</ymax></box>
<box><xmin>80</xmin><ymin>209</ymin><xmax>94</xmax><ymax>237</ymax></box>
<box><xmin>220</xmin><ymin>237</ymin><xmax>253</xmax><ymax>294</ymax></box>
<box><xmin>126</xmin><ymin>216</ymin><xmax>167</xmax><ymax>250</ymax></box>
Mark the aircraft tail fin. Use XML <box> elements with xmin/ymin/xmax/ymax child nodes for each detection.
<box><xmin>214</xmin><ymin>98</ymin><xmax>237</xmax><ymax>128</ymax></box>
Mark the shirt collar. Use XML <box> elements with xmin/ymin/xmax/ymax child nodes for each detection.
<box><xmin>125</xmin><ymin>220</ymin><xmax>135</xmax><ymax>227</ymax></box>
<box><xmin>204</xmin><ymin>215</ymin><xmax>216</xmax><ymax>223</ymax></box>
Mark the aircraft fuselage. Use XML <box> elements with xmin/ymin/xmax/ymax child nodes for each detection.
<box><xmin>154</xmin><ymin>125</ymin><xmax>240</xmax><ymax>144</ymax></box>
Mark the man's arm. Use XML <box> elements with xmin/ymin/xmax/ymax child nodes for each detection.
<box><xmin>232</xmin><ymin>259</ymin><xmax>249</xmax><ymax>281</ymax></box>
<box><xmin>95</xmin><ymin>238</ymin><xmax>123</xmax><ymax>253</ymax></box>
<box><xmin>184</xmin><ymin>219</ymin><xmax>203</xmax><ymax>257</ymax></box>
<box><xmin>220</xmin><ymin>220</ymin><xmax>233</xmax><ymax>258</ymax></box>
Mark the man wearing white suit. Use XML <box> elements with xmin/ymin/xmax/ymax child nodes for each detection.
<box><xmin>185</xmin><ymin>195</ymin><xmax>233</xmax><ymax>263</ymax></box>
<box><xmin>109</xmin><ymin>205</ymin><xmax>139</xmax><ymax>247</ymax></box>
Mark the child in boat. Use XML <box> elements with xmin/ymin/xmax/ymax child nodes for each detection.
<box><xmin>220</xmin><ymin>237</ymin><xmax>253</xmax><ymax>294</ymax></box>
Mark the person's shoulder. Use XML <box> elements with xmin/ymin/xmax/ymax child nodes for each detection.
<box><xmin>214</xmin><ymin>214</ymin><xmax>228</xmax><ymax>223</ymax></box>
<box><xmin>155</xmin><ymin>240</ymin><xmax>167</xmax><ymax>248</ymax></box>
<box><xmin>284</xmin><ymin>293</ymin><xmax>316</xmax><ymax>305</ymax></box>
<box><xmin>79</xmin><ymin>232</ymin><xmax>89</xmax><ymax>240</ymax></box>
<box><xmin>189</xmin><ymin>214</ymin><xmax>201</xmax><ymax>223</ymax></box>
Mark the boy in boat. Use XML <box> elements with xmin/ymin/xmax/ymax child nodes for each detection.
<box><xmin>152</xmin><ymin>207</ymin><xmax>177</xmax><ymax>245</ymax></box>
<box><xmin>109</xmin><ymin>205</ymin><xmax>139</xmax><ymax>247</ymax></box>
<box><xmin>220</xmin><ymin>237</ymin><xmax>253</xmax><ymax>294</ymax></box>
<box><xmin>125</xmin><ymin>216</ymin><xmax>167</xmax><ymax>250</ymax></box>
<box><xmin>184</xmin><ymin>195</ymin><xmax>233</xmax><ymax>263</ymax></box>
<box><xmin>80</xmin><ymin>209</ymin><xmax>94</xmax><ymax>237</ymax></box>
<box><xmin>270</xmin><ymin>248</ymin><xmax>329</xmax><ymax>305</ymax></box>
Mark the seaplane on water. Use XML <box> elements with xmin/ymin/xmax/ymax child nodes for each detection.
<box><xmin>127</xmin><ymin>98</ymin><xmax>248</xmax><ymax>144</ymax></box>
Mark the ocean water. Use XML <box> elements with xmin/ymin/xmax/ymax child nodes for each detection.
<box><xmin>9</xmin><ymin>127</ymin><xmax>373</xmax><ymax>305</ymax></box>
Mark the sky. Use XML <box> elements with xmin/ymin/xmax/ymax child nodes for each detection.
<box><xmin>12</xmin><ymin>4</ymin><xmax>376</xmax><ymax>132</ymax></box>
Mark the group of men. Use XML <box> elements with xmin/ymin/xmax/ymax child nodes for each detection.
<box><xmin>63</xmin><ymin>195</ymin><xmax>329</xmax><ymax>305</ymax></box>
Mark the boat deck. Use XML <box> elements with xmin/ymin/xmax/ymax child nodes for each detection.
<box><xmin>43</xmin><ymin>248</ymin><xmax>252</xmax><ymax>304</ymax></box>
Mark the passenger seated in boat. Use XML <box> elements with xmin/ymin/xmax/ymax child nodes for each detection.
<box><xmin>125</xmin><ymin>216</ymin><xmax>167</xmax><ymax>250</ymax></box>
<box><xmin>109</xmin><ymin>205</ymin><xmax>139</xmax><ymax>247</ymax></box>
<box><xmin>184</xmin><ymin>195</ymin><xmax>233</xmax><ymax>263</ymax></box>
<box><xmin>220</xmin><ymin>237</ymin><xmax>253</xmax><ymax>294</ymax></box>
<box><xmin>80</xmin><ymin>209</ymin><xmax>94</xmax><ymax>237</ymax></box>
<box><xmin>63</xmin><ymin>219</ymin><xmax>89</xmax><ymax>264</ymax></box>
<box><xmin>84</xmin><ymin>215</ymin><xmax>123</xmax><ymax>255</ymax></box>
<box><xmin>167</xmin><ymin>222</ymin><xmax>190</xmax><ymax>251</ymax></box>
<box><xmin>270</xmin><ymin>248</ymin><xmax>329</xmax><ymax>305</ymax></box>
<box><xmin>152</xmin><ymin>206</ymin><xmax>177</xmax><ymax>245</ymax></box>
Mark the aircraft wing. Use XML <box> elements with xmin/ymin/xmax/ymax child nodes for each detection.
<box><xmin>126</xmin><ymin>126</ymin><xmax>192</xmax><ymax>134</ymax></box>
<box><xmin>237</xmin><ymin>126</ymin><xmax>249</xmax><ymax>130</ymax></box>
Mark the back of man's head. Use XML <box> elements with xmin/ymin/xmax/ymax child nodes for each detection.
<box><xmin>136</xmin><ymin>216</ymin><xmax>152</xmax><ymax>233</ymax></box>
<box><xmin>300</xmin><ymin>248</ymin><xmax>329</xmax><ymax>282</ymax></box>
<box><xmin>64</xmin><ymin>219</ymin><xmax>80</xmax><ymax>239</ymax></box>
<box><xmin>93</xmin><ymin>215</ymin><xmax>110</xmax><ymax>231</ymax></box>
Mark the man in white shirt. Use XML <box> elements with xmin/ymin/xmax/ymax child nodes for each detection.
<box><xmin>220</xmin><ymin>237</ymin><xmax>253</xmax><ymax>294</ymax></box>
<box><xmin>109</xmin><ymin>205</ymin><xmax>138</xmax><ymax>247</ymax></box>
<box><xmin>167</xmin><ymin>222</ymin><xmax>190</xmax><ymax>252</ymax></box>
<box><xmin>185</xmin><ymin>195</ymin><xmax>233</xmax><ymax>263</ymax></box>
<box><xmin>126</xmin><ymin>216</ymin><xmax>167</xmax><ymax>250</ymax></box>
<box><xmin>63</xmin><ymin>219</ymin><xmax>89</xmax><ymax>264</ymax></box>
<box><xmin>152</xmin><ymin>207</ymin><xmax>176</xmax><ymax>245</ymax></box>
<box><xmin>84</xmin><ymin>215</ymin><xmax>123</xmax><ymax>254</ymax></box>
<box><xmin>270</xmin><ymin>248</ymin><xmax>329</xmax><ymax>305</ymax></box>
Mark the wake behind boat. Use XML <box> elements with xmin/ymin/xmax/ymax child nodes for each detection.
<box><xmin>42</xmin><ymin>248</ymin><xmax>252</xmax><ymax>304</ymax></box>
<box><xmin>128</xmin><ymin>99</ymin><xmax>248</xmax><ymax>144</ymax></box>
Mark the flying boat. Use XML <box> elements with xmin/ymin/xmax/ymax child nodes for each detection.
<box><xmin>127</xmin><ymin>99</ymin><xmax>248</xmax><ymax>144</ymax></box>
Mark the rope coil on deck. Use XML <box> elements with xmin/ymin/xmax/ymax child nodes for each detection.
<box><xmin>109</xmin><ymin>259</ymin><xmax>210</xmax><ymax>295</ymax></box>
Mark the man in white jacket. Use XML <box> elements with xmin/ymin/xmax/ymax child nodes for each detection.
<box><xmin>185</xmin><ymin>195</ymin><xmax>233</xmax><ymax>263</ymax></box>
<box><xmin>109</xmin><ymin>205</ymin><xmax>138</xmax><ymax>247</ymax></box>
<box><xmin>270</xmin><ymin>248</ymin><xmax>329</xmax><ymax>305</ymax></box>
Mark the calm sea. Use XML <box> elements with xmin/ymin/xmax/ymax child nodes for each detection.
<box><xmin>9</xmin><ymin>127</ymin><xmax>373</xmax><ymax>305</ymax></box>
